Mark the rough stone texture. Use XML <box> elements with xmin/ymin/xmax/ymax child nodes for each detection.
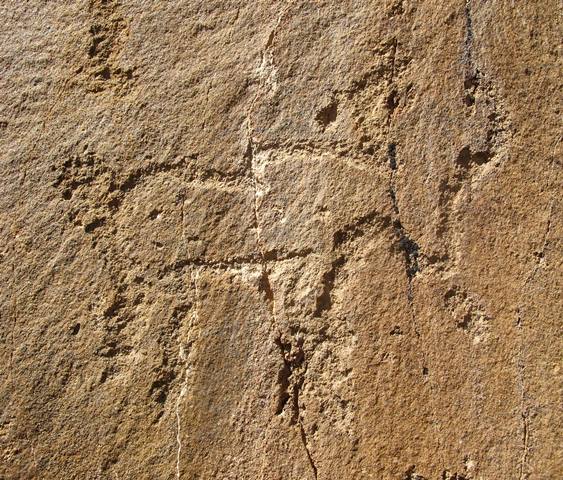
<box><xmin>0</xmin><ymin>1</ymin><xmax>561</xmax><ymax>479</ymax></box>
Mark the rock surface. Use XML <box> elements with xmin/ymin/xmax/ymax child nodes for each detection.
<box><xmin>0</xmin><ymin>1</ymin><xmax>561</xmax><ymax>479</ymax></box>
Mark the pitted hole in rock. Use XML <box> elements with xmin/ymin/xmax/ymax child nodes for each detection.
<box><xmin>388</xmin><ymin>143</ymin><xmax>397</xmax><ymax>170</ymax></box>
<box><xmin>456</xmin><ymin>146</ymin><xmax>491</xmax><ymax>169</ymax></box>
<box><xmin>148</xmin><ymin>208</ymin><xmax>161</xmax><ymax>220</ymax></box>
<box><xmin>386</xmin><ymin>89</ymin><xmax>399</xmax><ymax>114</ymax></box>
<box><xmin>315</xmin><ymin>100</ymin><xmax>338</xmax><ymax>128</ymax></box>
<box><xmin>84</xmin><ymin>217</ymin><xmax>105</xmax><ymax>233</ymax></box>
<box><xmin>390</xmin><ymin>325</ymin><xmax>403</xmax><ymax>335</ymax></box>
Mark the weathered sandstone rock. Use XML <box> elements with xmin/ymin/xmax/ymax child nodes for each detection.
<box><xmin>0</xmin><ymin>1</ymin><xmax>560</xmax><ymax>479</ymax></box>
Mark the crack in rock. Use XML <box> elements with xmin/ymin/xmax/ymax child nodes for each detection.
<box><xmin>313</xmin><ymin>256</ymin><xmax>346</xmax><ymax>318</ymax></box>
<box><xmin>175</xmin><ymin>267</ymin><xmax>201</xmax><ymax>480</ymax></box>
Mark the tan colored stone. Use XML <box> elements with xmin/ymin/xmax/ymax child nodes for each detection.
<box><xmin>0</xmin><ymin>1</ymin><xmax>560</xmax><ymax>479</ymax></box>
